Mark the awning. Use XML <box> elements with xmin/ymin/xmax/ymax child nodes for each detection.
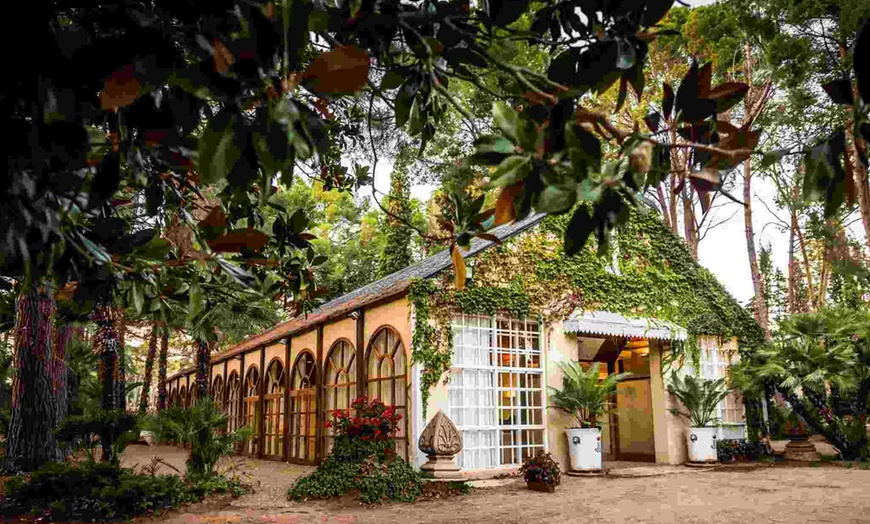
<box><xmin>563</xmin><ymin>310</ymin><xmax>687</xmax><ymax>341</ymax></box>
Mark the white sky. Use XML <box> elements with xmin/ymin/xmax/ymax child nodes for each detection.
<box><xmin>358</xmin><ymin>0</ymin><xmax>861</xmax><ymax>307</ymax></box>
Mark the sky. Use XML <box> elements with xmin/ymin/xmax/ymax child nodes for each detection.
<box><xmin>357</xmin><ymin>0</ymin><xmax>859</xmax><ymax>307</ymax></box>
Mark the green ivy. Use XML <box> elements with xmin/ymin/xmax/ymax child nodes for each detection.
<box><xmin>408</xmin><ymin>209</ymin><xmax>764</xmax><ymax>417</ymax></box>
<box><xmin>408</xmin><ymin>279</ymin><xmax>449</xmax><ymax>417</ymax></box>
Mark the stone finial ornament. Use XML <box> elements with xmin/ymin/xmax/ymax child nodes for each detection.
<box><xmin>418</xmin><ymin>410</ymin><xmax>463</xmax><ymax>477</ymax></box>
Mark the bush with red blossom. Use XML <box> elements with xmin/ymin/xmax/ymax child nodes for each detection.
<box><xmin>288</xmin><ymin>396</ymin><xmax>421</xmax><ymax>503</ymax></box>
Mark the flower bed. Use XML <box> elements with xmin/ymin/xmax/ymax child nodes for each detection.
<box><xmin>288</xmin><ymin>397</ymin><xmax>423</xmax><ymax>503</ymax></box>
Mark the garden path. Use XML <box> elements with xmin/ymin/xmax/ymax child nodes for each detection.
<box><xmin>126</xmin><ymin>445</ymin><xmax>870</xmax><ymax>524</ymax></box>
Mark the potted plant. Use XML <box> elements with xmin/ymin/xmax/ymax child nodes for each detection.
<box><xmin>549</xmin><ymin>361</ymin><xmax>630</xmax><ymax>472</ymax></box>
<box><xmin>519</xmin><ymin>451</ymin><xmax>561</xmax><ymax>492</ymax></box>
<box><xmin>667</xmin><ymin>372</ymin><xmax>731</xmax><ymax>463</ymax></box>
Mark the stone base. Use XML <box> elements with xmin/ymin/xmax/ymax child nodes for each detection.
<box><xmin>421</xmin><ymin>454</ymin><xmax>461</xmax><ymax>478</ymax></box>
<box><xmin>784</xmin><ymin>440</ymin><xmax>819</xmax><ymax>462</ymax></box>
<box><xmin>685</xmin><ymin>462</ymin><xmax>720</xmax><ymax>468</ymax></box>
<box><xmin>565</xmin><ymin>469</ymin><xmax>606</xmax><ymax>477</ymax></box>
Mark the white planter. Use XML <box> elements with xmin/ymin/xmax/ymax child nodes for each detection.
<box><xmin>566</xmin><ymin>427</ymin><xmax>602</xmax><ymax>471</ymax></box>
<box><xmin>687</xmin><ymin>426</ymin><xmax>718</xmax><ymax>463</ymax></box>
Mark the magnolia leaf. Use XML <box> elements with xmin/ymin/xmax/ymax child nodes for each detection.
<box><xmin>662</xmin><ymin>82</ymin><xmax>674</xmax><ymax>120</ymax></box>
<box><xmin>100</xmin><ymin>65</ymin><xmax>141</xmax><ymax>110</ymax></box>
<box><xmin>208</xmin><ymin>229</ymin><xmax>270</xmax><ymax>252</ymax></box>
<box><xmin>689</xmin><ymin>168</ymin><xmax>720</xmax><ymax>192</ymax></box>
<box><xmin>644</xmin><ymin>112</ymin><xmax>661</xmax><ymax>133</ymax></box>
<box><xmin>708</xmin><ymin>82</ymin><xmax>749</xmax><ymax>114</ymax></box>
<box><xmin>493</xmin><ymin>102</ymin><xmax>519</xmax><ymax>143</ymax></box>
<box><xmin>451</xmin><ymin>244</ymin><xmax>467</xmax><ymax>290</ymax></box>
<box><xmin>494</xmin><ymin>183</ymin><xmax>522</xmax><ymax>226</ymax></box>
<box><xmin>476</xmin><ymin>233</ymin><xmax>502</xmax><ymax>244</ymax></box>
<box><xmin>213</xmin><ymin>39</ymin><xmax>235</xmax><ymax>74</ymax></box>
<box><xmin>564</xmin><ymin>206</ymin><xmax>594</xmax><ymax>257</ymax></box>
<box><xmin>822</xmin><ymin>78</ymin><xmax>854</xmax><ymax>105</ymax></box>
<box><xmin>488</xmin><ymin>155</ymin><xmax>531</xmax><ymax>187</ymax></box>
<box><xmin>302</xmin><ymin>45</ymin><xmax>370</xmax><ymax>95</ymax></box>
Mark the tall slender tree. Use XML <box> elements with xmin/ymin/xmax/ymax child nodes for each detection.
<box><xmin>137</xmin><ymin>323</ymin><xmax>158</xmax><ymax>415</ymax></box>
<box><xmin>378</xmin><ymin>144</ymin><xmax>415</xmax><ymax>277</ymax></box>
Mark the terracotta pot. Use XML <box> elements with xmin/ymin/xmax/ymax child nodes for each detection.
<box><xmin>527</xmin><ymin>481</ymin><xmax>556</xmax><ymax>493</ymax></box>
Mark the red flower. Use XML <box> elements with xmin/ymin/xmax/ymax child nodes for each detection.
<box><xmin>325</xmin><ymin>420</ymin><xmax>332</xmax><ymax>428</ymax></box>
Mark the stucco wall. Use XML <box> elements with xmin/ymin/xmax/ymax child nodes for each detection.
<box><xmin>364</xmin><ymin>296</ymin><xmax>411</xmax><ymax>360</ymax></box>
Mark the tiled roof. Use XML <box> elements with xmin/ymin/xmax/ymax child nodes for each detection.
<box><xmin>168</xmin><ymin>213</ymin><xmax>547</xmax><ymax>378</ymax></box>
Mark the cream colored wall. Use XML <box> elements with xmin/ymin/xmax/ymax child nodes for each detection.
<box><xmin>264</xmin><ymin>343</ymin><xmax>285</xmax><ymax>368</ymax></box>
<box><xmin>290</xmin><ymin>329</ymin><xmax>317</xmax><ymax>365</ymax></box>
<box><xmin>211</xmin><ymin>362</ymin><xmax>223</xmax><ymax>381</ymax></box>
<box><xmin>225</xmin><ymin>356</ymin><xmax>241</xmax><ymax>380</ymax></box>
<box><xmin>244</xmin><ymin>348</ymin><xmax>263</xmax><ymax>378</ymax></box>
<box><xmin>650</xmin><ymin>341</ymin><xmax>689</xmax><ymax>464</ymax></box>
<box><xmin>364</xmin><ymin>296</ymin><xmax>411</xmax><ymax>360</ymax></box>
<box><xmin>323</xmin><ymin>317</ymin><xmax>356</xmax><ymax>357</ymax></box>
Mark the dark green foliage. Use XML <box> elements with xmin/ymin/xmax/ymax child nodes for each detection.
<box><xmin>667</xmin><ymin>373</ymin><xmax>732</xmax><ymax>427</ymax></box>
<box><xmin>143</xmin><ymin>398</ymin><xmax>253</xmax><ymax>479</ymax></box>
<box><xmin>0</xmin><ymin>461</ymin><xmax>246</xmax><ymax>522</ymax></box>
<box><xmin>519</xmin><ymin>451</ymin><xmax>561</xmax><ymax>485</ymax></box>
<box><xmin>287</xmin><ymin>435</ymin><xmax>422</xmax><ymax>504</ymax></box>
<box><xmin>378</xmin><ymin>145</ymin><xmax>415</xmax><ymax>278</ymax></box>
<box><xmin>55</xmin><ymin>409</ymin><xmax>140</xmax><ymax>463</ymax></box>
<box><xmin>731</xmin><ymin>307</ymin><xmax>870</xmax><ymax>460</ymax></box>
<box><xmin>716</xmin><ymin>439</ymin><xmax>773</xmax><ymax>462</ymax></box>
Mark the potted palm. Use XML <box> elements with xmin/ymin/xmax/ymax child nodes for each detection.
<box><xmin>549</xmin><ymin>361</ymin><xmax>630</xmax><ymax>472</ymax></box>
<box><xmin>667</xmin><ymin>372</ymin><xmax>731</xmax><ymax>463</ymax></box>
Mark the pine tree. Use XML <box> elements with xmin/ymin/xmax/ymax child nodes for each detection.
<box><xmin>377</xmin><ymin>145</ymin><xmax>414</xmax><ymax>278</ymax></box>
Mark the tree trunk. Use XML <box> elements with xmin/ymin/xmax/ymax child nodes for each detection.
<box><xmin>195</xmin><ymin>338</ymin><xmax>210</xmax><ymax>400</ymax></box>
<box><xmin>138</xmin><ymin>323</ymin><xmax>158</xmax><ymax>415</ymax></box>
<box><xmin>4</xmin><ymin>280</ymin><xmax>63</xmax><ymax>472</ymax></box>
<box><xmin>741</xmin><ymin>45</ymin><xmax>770</xmax><ymax>339</ymax></box>
<box><xmin>52</xmin><ymin>325</ymin><xmax>72</xmax><ymax>425</ymax></box>
<box><xmin>93</xmin><ymin>305</ymin><xmax>122</xmax><ymax>464</ymax></box>
<box><xmin>787</xmin><ymin>197</ymin><xmax>797</xmax><ymax>313</ymax></box>
<box><xmin>116</xmin><ymin>310</ymin><xmax>127</xmax><ymax>413</ymax></box>
<box><xmin>682</xmin><ymin>190</ymin><xmax>699</xmax><ymax>259</ymax></box>
<box><xmin>157</xmin><ymin>328</ymin><xmax>169</xmax><ymax>410</ymax></box>
<box><xmin>839</xmin><ymin>44</ymin><xmax>870</xmax><ymax>253</ymax></box>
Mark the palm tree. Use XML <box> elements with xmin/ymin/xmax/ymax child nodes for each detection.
<box><xmin>548</xmin><ymin>361</ymin><xmax>631</xmax><ymax>428</ymax></box>
<box><xmin>667</xmin><ymin>373</ymin><xmax>731</xmax><ymax>428</ymax></box>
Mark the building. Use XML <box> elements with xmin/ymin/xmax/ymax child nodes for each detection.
<box><xmin>159</xmin><ymin>210</ymin><xmax>762</xmax><ymax>473</ymax></box>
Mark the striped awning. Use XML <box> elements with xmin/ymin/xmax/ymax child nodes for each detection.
<box><xmin>563</xmin><ymin>310</ymin><xmax>687</xmax><ymax>341</ymax></box>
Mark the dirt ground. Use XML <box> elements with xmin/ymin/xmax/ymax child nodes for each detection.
<box><xmin>121</xmin><ymin>444</ymin><xmax>870</xmax><ymax>524</ymax></box>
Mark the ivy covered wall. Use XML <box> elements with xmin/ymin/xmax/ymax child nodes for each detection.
<box><xmin>409</xmin><ymin>209</ymin><xmax>764</xmax><ymax>412</ymax></box>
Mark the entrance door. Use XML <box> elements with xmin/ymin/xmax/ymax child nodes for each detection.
<box><xmin>616</xmin><ymin>377</ymin><xmax>656</xmax><ymax>460</ymax></box>
<box><xmin>613</xmin><ymin>347</ymin><xmax>655</xmax><ymax>461</ymax></box>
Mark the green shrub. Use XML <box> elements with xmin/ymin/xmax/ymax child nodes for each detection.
<box><xmin>55</xmin><ymin>409</ymin><xmax>140</xmax><ymax>462</ymax></box>
<box><xmin>288</xmin><ymin>396</ymin><xmax>422</xmax><ymax>504</ymax></box>
<box><xmin>143</xmin><ymin>397</ymin><xmax>252</xmax><ymax>479</ymax></box>
<box><xmin>716</xmin><ymin>439</ymin><xmax>773</xmax><ymax>462</ymax></box>
<box><xmin>0</xmin><ymin>461</ymin><xmax>247</xmax><ymax>522</ymax></box>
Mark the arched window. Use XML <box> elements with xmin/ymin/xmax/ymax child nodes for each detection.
<box><xmin>263</xmin><ymin>359</ymin><xmax>285</xmax><ymax>458</ymax></box>
<box><xmin>187</xmin><ymin>381</ymin><xmax>197</xmax><ymax>406</ymax></box>
<box><xmin>243</xmin><ymin>366</ymin><xmax>260</xmax><ymax>455</ymax></box>
<box><xmin>211</xmin><ymin>375</ymin><xmax>224</xmax><ymax>409</ymax></box>
<box><xmin>366</xmin><ymin>327</ymin><xmax>409</xmax><ymax>460</ymax></box>
<box><xmin>168</xmin><ymin>388</ymin><xmax>177</xmax><ymax>407</ymax></box>
<box><xmin>179</xmin><ymin>385</ymin><xmax>187</xmax><ymax>408</ymax></box>
<box><xmin>288</xmin><ymin>351</ymin><xmax>317</xmax><ymax>464</ymax></box>
<box><xmin>324</xmin><ymin>339</ymin><xmax>356</xmax><ymax>454</ymax></box>
<box><xmin>226</xmin><ymin>371</ymin><xmax>241</xmax><ymax>436</ymax></box>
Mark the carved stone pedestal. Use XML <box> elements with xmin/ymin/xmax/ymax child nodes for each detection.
<box><xmin>418</xmin><ymin>410</ymin><xmax>463</xmax><ymax>479</ymax></box>
<box><xmin>784</xmin><ymin>439</ymin><xmax>819</xmax><ymax>462</ymax></box>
